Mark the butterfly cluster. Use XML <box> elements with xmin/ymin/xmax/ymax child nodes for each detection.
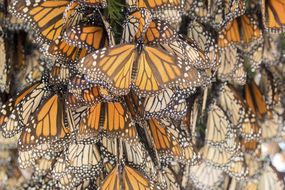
<box><xmin>0</xmin><ymin>0</ymin><xmax>285</xmax><ymax>189</ymax></box>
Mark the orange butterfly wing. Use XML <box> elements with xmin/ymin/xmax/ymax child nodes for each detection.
<box><xmin>64</xmin><ymin>24</ymin><xmax>109</xmax><ymax>51</ymax></box>
<box><xmin>263</xmin><ymin>0</ymin><xmax>285</xmax><ymax>32</ymax></box>
<box><xmin>11</xmin><ymin>0</ymin><xmax>70</xmax><ymax>43</ymax></box>
<box><xmin>19</xmin><ymin>95</ymin><xmax>70</xmax><ymax>150</ymax></box>
<box><xmin>100</xmin><ymin>166</ymin><xmax>120</xmax><ymax>190</ymax></box>
<box><xmin>48</xmin><ymin>36</ymin><xmax>89</xmax><ymax>62</ymax></box>
<box><xmin>77</xmin><ymin>44</ymin><xmax>136</xmax><ymax>95</ymax></box>
<box><xmin>148</xmin><ymin>119</ymin><xmax>182</xmax><ymax>157</ymax></box>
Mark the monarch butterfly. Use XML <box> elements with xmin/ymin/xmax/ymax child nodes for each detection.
<box><xmin>99</xmin><ymin>164</ymin><xmax>159</xmax><ymax>190</ymax></box>
<box><xmin>189</xmin><ymin>0</ymin><xmax>221</xmax><ymax>23</ymax></box>
<box><xmin>124</xmin><ymin>90</ymin><xmax>144</xmax><ymax>122</ymax></box>
<box><xmin>143</xmin><ymin>90</ymin><xmax>188</xmax><ymax>119</ymax></box>
<box><xmin>189</xmin><ymin>161</ymin><xmax>224</xmax><ymax>190</ymax></box>
<box><xmin>57</xmin><ymin>172</ymin><xmax>78</xmax><ymax>189</ymax></box>
<box><xmin>18</xmin><ymin>142</ymin><xmax>58</xmax><ymax>169</ymax></box>
<box><xmin>147</xmin><ymin>118</ymin><xmax>182</xmax><ymax>159</ymax></box>
<box><xmin>190</xmin><ymin>0</ymin><xmax>245</xmax><ymax>30</ymax></box>
<box><xmin>48</xmin><ymin>36</ymin><xmax>89</xmax><ymax>62</ymax></box>
<box><xmin>49</xmin><ymin>62</ymin><xmax>70</xmax><ymax>84</ymax></box>
<box><xmin>218</xmin><ymin>84</ymin><xmax>259</xmax><ymax>140</ymax></box>
<box><xmin>240</xmin><ymin>139</ymin><xmax>260</xmax><ymax>156</ymax></box>
<box><xmin>146</xmin><ymin>17</ymin><xmax>179</xmax><ymax>45</ymax></box>
<box><xmin>218</xmin><ymin>19</ymin><xmax>240</xmax><ymax>48</ymax></box>
<box><xmin>217</xmin><ymin>0</ymin><xmax>246</xmax><ymax>29</ymax></box>
<box><xmin>18</xmin><ymin>149</ymin><xmax>35</xmax><ymax>168</ymax></box>
<box><xmin>245</xmin><ymin>77</ymin><xmax>283</xmax><ymax>142</ymax></box>
<box><xmin>63</xmin><ymin>2</ymin><xmax>113</xmax><ymax>46</ymax></box>
<box><xmin>262</xmin><ymin>0</ymin><xmax>285</xmax><ymax>33</ymax></box>
<box><xmin>52</xmin><ymin>155</ymin><xmax>70</xmax><ymax>180</ymax></box>
<box><xmin>205</xmin><ymin>103</ymin><xmax>239</xmax><ymax>151</ymax></box>
<box><xmin>201</xmin><ymin>147</ymin><xmax>247</xmax><ymax>179</ymax></box>
<box><xmin>123</xmin><ymin>140</ymin><xmax>152</xmax><ymax>170</ymax></box>
<box><xmin>77</xmin><ymin>43</ymin><xmax>205</xmax><ymax>96</ymax></box>
<box><xmin>217</xmin><ymin>84</ymin><xmax>247</xmax><ymax>126</ymax></box>
<box><xmin>127</xmin><ymin>88</ymin><xmax>187</xmax><ymax>119</ymax></box>
<box><xmin>68</xmin><ymin>74</ymin><xmax>93</xmax><ymax>91</ymax></box>
<box><xmin>121</xmin><ymin>8</ymin><xmax>152</xmax><ymax>44</ymax></box>
<box><xmin>158</xmin><ymin>167</ymin><xmax>180</xmax><ymax>190</ymax></box>
<box><xmin>75</xmin><ymin>104</ymin><xmax>102</xmax><ymax>143</ymax></box>
<box><xmin>66</xmin><ymin>90</ymin><xmax>110</xmax><ymax>112</ymax></box>
<box><xmin>245</xmin><ymin>80</ymin><xmax>268</xmax><ymax>119</ymax></box>
<box><xmin>66</xmin><ymin>107</ymin><xmax>87</xmax><ymax>138</ymax></box>
<box><xmin>218</xmin><ymin>15</ymin><xmax>262</xmax><ymax>49</ymax></box>
<box><xmin>67</xmin><ymin>143</ymin><xmax>102</xmax><ymax>179</ymax></box>
<box><xmin>187</xmin><ymin>20</ymin><xmax>219</xmax><ymax>69</ymax></box>
<box><xmin>120</xmin><ymin>11</ymin><xmax>210</xmax><ymax>84</ymax></box>
<box><xmin>66</xmin><ymin>91</ymin><xmax>86</xmax><ymax>109</ymax></box>
<box><xmin>225</xmin><ymin>153</ymin><xmax>248</xmax><ymax>179</ymax></box>
<box><xmin>63</xmin><ymin>20</ymin><xmax>109</xmax><ymax>52</ymax></box>
<box><xmin>156</xmin><ymin>9</ymin><xmax>184</xmax><ymax>28</ymax></box>
<box><xmin>81</xmin><ymin>85</ymin><xmax>114</xmax><ymax>105</ymax></box>
<box><xmin>100</xmin><ymin>135</ymin><xmax>117</xmax><ymax>164</ymax></box>
<box><xmin>38</xmin><ymin>143</ymin><xmax>67</xmax><ymax>162</ymax></box>
<box><xmin>180</xmin><ymin>96</ymin><xmax>199</xmax><ymax>132</ymax></box>
<box><xmin>142</xmin><ymin>155</ymin><xmax>157</xmax><ymax>179</ymax></box>
<box><xmin>217</xmin><ymin>46</ymin><xmax>244</xmax><ymax>83</ymax></box>
<box><xmin>10</xmin><ymin>0</ymin><xmax>70</xmax><ymax>44</ymax></box>
<box><xmin>76</xmin><ymin>101</ymin><xmax>138</xmax><ymax>143</ymax></box>
<box><xmin>229</xmin><ymin>63</ymin><xmax>246</xmax><ymax>86</ymax></box>
<box><xmin>146</xmin><ymin>118</ymin><xmax>199</xmax><ymax>164</ymax></box>
<box><xmin>16</xmin><ymin>80</ymin><xmax>51</xmax><ymax>128</ymax></box>
<box><xmin>68</xmin><ymin>74</ymin><xmax>96</xmax><ymax>102</ymax></box>
<box><xmin>188</xmin><ymin>20</ymin><xmax>214</xmax><ymax>51</ymax></box>
<box><xmin>160</xmin><ymin>36</ymin><xmax>212</xmax><ymax>70</ymax></box>
<box><xmin>63</xmin><ymin>178</ymin><xmax>99</xmax><ymax>190</ymax></box>
<box><xmin>0</xmin><ymin>83</ymin><xmax>37</xmax><ymax>133</ymax></box>
<box><xmin>259</xmin><ymin>66</ymin><xmax>282</xmax><ymax>110</ymax></box>
<box><xmin>121</xmin><ymin>9</ymin><xmax>178</xmax><ymax>45</ymax></box>
<box><xmin>184</xmin><ymin>0</ymin><xmax>194</xmax><ymax>13</ymax></box>
<box><xmin>128</xmin><ymin>0</ymin><xmax>185</xmax><ymax>24</ymax></box>
<box><xmin>101</xmin><ymin>15</ymin><xmax>116</xmax><ymax>46</ymax></box>
<box><xmin>62</xmin><ymin>1</ymin><xmax>85</xmax><ymax>32</ymax></box>
<box><xmin>244</xmin><ymin>44</ymin><xmax>263</xmax><ymax>70</ymax></box>
<box><xmin>0</xmin><ymin>81</ymin><xmax>49</xmax><ymax>138</ymax></box>
<box><xmin>201</xmin><ymin>143</ymin><xmax>239</xmax><ymax>167</ymax></box>
<box><xmin>34</xmin><ymin>157</ymin><xmax>55</xmax><ymax>176</ymax></box>
<box><xmin>18</xmin><ymin>94</ymin><xmax>70</xmax><ymax>151</ymax></box>
<box><xmin>68</xmin><ymin>75</ymin><xmax>114</xmax><ymax>107</ymax></box>
<box><xmin>244</xmin><ymin>80</ymin><xmax>273</xmax><ymax>141</ymax></box>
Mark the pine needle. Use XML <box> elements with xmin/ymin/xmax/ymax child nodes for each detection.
<box><xmin>105</xmin><ymin>0</ymin><xmax>126</xmax><ymax>43</ymax></box>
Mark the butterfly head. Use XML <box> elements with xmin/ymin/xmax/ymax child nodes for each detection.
<box><xmin>136</xmin><ymin>41</ymin><xmax>145</xmax><ymax>53</ymax></box>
